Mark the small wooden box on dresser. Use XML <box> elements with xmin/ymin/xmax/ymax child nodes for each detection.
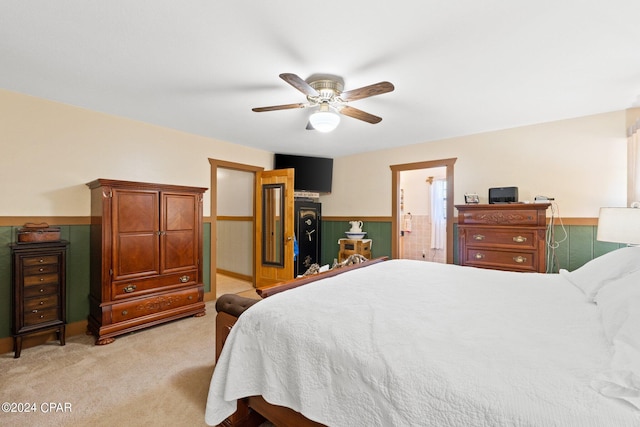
<box><xmin>456</xmin><ymin>203</ymin><xmax>551</xmax><ymax>273</ymax></box>
<box><xmin>10</xmin><ymin>240</ymin><xmax>69</xmax><ymax>358</ymax></box>
<box><xmin>87</xmin><ymin>179</ymin><xmax>208</xmax><ymax>345</ymax></box>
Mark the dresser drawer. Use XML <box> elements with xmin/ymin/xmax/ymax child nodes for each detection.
<box><xmin>24</xmin><ymin>307</ymin><xmax>60</xmax><ymax>326</ymax></box>
<box><xmin>24</xmin><ymin>263</ymin><xmax>59</xmax><ymax>276</ymax></box>
<box><xmin>463</xmin><ymin>248</ymin><xmax>537</xmax><ymax>271</ymax></box>
<box><xmin>112</xmin><ymin>270</ymin><xmax>198</xmax><ymax>300</ymax></box>
<box><xmin>24</xmin><ymin>272</ymin><xmax>59</xmax><ymax>287</ymax></box>
<box><xmin>24</xmin><ymin>295</ymin><xmax>58</xmax><ymax>311</ymax></box>
<box><xmin>459</xmin><ymin>208</ymin><xmax>544</xmax><ymax>226</ymax></box>
<box><xmin>23</xmin><ymin>255</ymin><xmax>59</xmax><ymax>266</ymax></box>
<box><xmin>464</xmin><ymin>228</ymin><xmax>536</xmax><ymax>248</ymax></box>
<box><xmin>23</xmin><ymin>282</ymin><xmax>59</xmax><ymax>297</ymax></box>
<box><xmin>111</xmin><ymin>287</ymin><xmax>201</xmax><ymax>323</ymax></box>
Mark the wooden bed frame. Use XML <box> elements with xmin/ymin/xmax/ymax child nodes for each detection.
<box><xmin>214</xmin><ymin>257</ymin><xmax>388</xmax><ymax>427</ymax></box>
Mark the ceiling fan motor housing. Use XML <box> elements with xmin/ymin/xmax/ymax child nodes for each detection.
<box><xmin>308</xmin><ymin>79</ymin><xmax>344</xmax><ymax>101</ymax></box>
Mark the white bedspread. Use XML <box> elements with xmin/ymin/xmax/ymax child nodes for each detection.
<box><xmin>205</xmin><ymin>260</ymin><xmax>640</xmax><ymax>426</ymax></box>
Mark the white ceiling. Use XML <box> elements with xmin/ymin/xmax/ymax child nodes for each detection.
<box><xmin>2</xmin><ymin>1</ymin><xmax>640</xmax><ymax>158</ymax></box>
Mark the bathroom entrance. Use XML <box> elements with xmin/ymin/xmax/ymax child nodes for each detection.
<box><xmin>399</xmin><ymin>167</ymin><xmax>447</xmax><ymax>263</ymax></box>
<box><xmin>390</xmin><ymin>158</ymin><xmax>456</xmax><ymax>263</ymax></box>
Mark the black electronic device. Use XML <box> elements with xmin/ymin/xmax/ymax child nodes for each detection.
<box><xmin>489</xmin><ymin>187</ymin><xmax>518</xmax><ymax>204</ymax></box>
<box><xmin>274</xmin><ymin>154</ymin><xmax>333</xmax><ymax>193</ymax></box>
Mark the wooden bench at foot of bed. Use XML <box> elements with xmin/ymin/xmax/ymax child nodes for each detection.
<box><xmin>214</xmin><ymin>257</ymin><xmax>388</xmax><ymax>427</ymax></box>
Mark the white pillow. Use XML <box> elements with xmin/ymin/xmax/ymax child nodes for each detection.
<box><xmin>559</xmin><ymin>246</ymin><xmax>640</xmax><ymax>301</ymax></box>
<box><xmin>595</xmin><ymin>269</ymin><xmax>640</xmax><ymax>343</ymax></box>
<box><xmin>592</xmin><ymin>270</ymin><xmax>640</xmax><ymax>409</ymax></box>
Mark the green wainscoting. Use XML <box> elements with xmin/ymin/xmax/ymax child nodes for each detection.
<box><xmin>547</xmin><ymin>224</ymin><xmax>623</xmax><ymax>272</ymax></box>
<box><xmin>0</xmin><ymin>223</ymin><xmax>211</xmax><ymax>340</ymax></box>
<box><xmin>321</xmin><ymin>220</ymin><xmax>392</xmax><ymax>265</ymax></box>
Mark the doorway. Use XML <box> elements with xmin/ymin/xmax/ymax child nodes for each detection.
<box><xmin>399</xmin><ymin>167</ymin><xmax>447</xmax><ymax>263</ymax></box>
<box><xmin>209</xmin><ymin>159</ymin><xmax>263</xmax><ymax>297</ymax></box>
<box><xmin>390</xmin><ymin>158</ymin><xmax>457</xmax><ymax>263</ymax></box>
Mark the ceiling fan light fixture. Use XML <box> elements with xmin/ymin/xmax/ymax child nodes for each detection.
<box><xmin>309</xmin><ymin>103</ymin><xmax>340</xmax><ymax>133</ymax></box>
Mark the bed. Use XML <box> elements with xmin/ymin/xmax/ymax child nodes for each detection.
<box><xmin>205</xmin><ymin>248</ymin><xmax>640</xmax><ymax>426</ymax></box>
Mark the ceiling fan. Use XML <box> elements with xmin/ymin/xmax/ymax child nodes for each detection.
<box><xmin>251</xmin><ymin>73</ymin><xmax>394</xmax><ymax>132</ymax></box>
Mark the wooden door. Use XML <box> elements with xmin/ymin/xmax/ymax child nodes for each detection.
<box><xmin>161</xmin><ymin>191</ymin><xmax>200</xmax><ymax>274</ymax></box>
<box><xmin>255</xmin><ymin>169</ymin><xmax>295</xmax><ymax>287</ymax></box>
<box><xmin>111</xmin><ymin>188</ymin><xmax>160</xmax><ymax>281</ymax></box>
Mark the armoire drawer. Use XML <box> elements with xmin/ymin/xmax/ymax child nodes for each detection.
<box><xmin>111</xmin><ymin>287</ymin><xmax>201</xmax><ymax>323</ymax></box>
<box><xmin>112</xmin><ymin>270</ymin><xmax>198</xmax><ymax>300</ymax></box>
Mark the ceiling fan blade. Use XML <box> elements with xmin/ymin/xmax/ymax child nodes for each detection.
<box><xmin>339</xmin><ymin>105</ymin><xmax>382</xmax><ymax>124</ymax></box>
<box><xmin>280</xmin><ymin>73</ymin><xmax>319</xmax><ymax>97</ymax></box>
<box><xmin>252</xmin><ymin>103</ymin><xmax>306</xmax><ymax>112</ymax></box>
<box><xmin>340</xmin><ymin>81</ymin><xmax>394</xmax><ymax>102</ymax></box>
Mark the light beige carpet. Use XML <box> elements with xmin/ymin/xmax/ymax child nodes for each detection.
<box><xmin>0</xmin><ymin>301</ymin><xmax>219</xmax><ymax>427</ymax></box>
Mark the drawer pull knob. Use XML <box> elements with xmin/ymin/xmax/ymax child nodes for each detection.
<box><xmin>39</xmin><ymin>315</ymin><xmax>44</xmax><ymax>319</ymax></box>
<box><xmin>123</xmin><ymin>284</ymin><xmax>137</xmax><ymax>293</ymax></box>
<box><xmin>32</xmin><ymin>309</ymin><xmax>38</xmax><ymax>313</ymax></box>
<box><xmin>513</xmin><ymin>256</ymin><xmax>527</xmax><ymax>263</ymax></box>
<box><xmin>39</xmin><ymin>289</ymin><xmax>44</xmax><ymax>293</ymax></box>
<box><xmin>179</xmin><ymin>275</ymin><xmax>190</xmax><ymax>283</ymax></box>
<box><xmin>122</xmin><ymin>310</ymin><xmax>128</xmax><ymax>316</ymax></box>
<box><xmin>39</xmin><ymin>259</ymin><xmax>44</xmax><ymax>263</ymax></box>
<box><xmin>39</xmin><ymin>268</ymin><xmax>44</xmax><ymax>272</ymax></box>
<box><xmin>473</xmin><ymin>234</ymin><xmax>485</xmax><ymax>241</ymax></box>
<box><xmin>39</xmin><ymin>278</ymin><xmax>44</xmax><ymax>281</ymax></box>
<box><xmin>474</xmin><ymin>253</ymin><xmax>485</xmax><ymax>260</ymax></box>
<box><xmin>39</xmin><ymin>301</ymin><xmax>44</xmax><ymax>305</ymax></box>
<box><xmin>513</xmin><ymin>236</ymin><xmax>527</xmax><ymax>243</ymax></box>
<box><xmin>188</xmin><ymin>295</ymin><xmax>193</xmax><ymax>300</ymax></box>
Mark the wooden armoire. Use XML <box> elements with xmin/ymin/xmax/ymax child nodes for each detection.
<box><xmin>87</xmin><ymin>179</ymin><xmax>207</xmax><ymax>345</ymax></box>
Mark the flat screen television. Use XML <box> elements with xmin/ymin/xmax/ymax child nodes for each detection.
<box><xmin>274</xmin><ymin>154</ymin><xmax>333</xmax><ymax>193</ymax></box>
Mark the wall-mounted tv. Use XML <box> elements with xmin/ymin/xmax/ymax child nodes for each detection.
<box><xmin>274</xmin><ymin>154</ymin><xmax>333</xmax><ymax>193</ymax></box>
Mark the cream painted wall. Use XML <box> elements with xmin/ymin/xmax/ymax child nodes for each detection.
<box><xmin>321</xmin><ymin>111</ymin><xmax>627</xmax><ymax>218</ymax></box>
<box><xmin>1</xmin><ymin>89</ymin><xmax>627</xmax><ymax>219</ymax></box>
<box><xmin>0</xmin><ymin>89</ymin><xmax>273</xmax><ymax>216</ymax></box>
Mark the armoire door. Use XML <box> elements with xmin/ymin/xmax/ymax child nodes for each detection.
<box><xmin>111</xmin><ymin>188</ymin><xmax>160</xmax><ymax>281</ymax></box>
<box><xmin>161</xmin><ymin>191</ymin><xmax>200</xmax><ymax>275</ymax></box>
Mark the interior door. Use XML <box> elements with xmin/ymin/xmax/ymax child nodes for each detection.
<box><xmin>255</xmin><ymin>168</ymin><xmax>295</xmax><ymax>287</ymax></box>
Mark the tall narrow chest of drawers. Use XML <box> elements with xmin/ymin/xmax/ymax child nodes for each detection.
<box><xmin>456</xmin><ymin>203</ymin><xmax>550</xmax><ymax>273</ymax></box>
<box><xmin>10</xmin><ymin>240</ymin><xmax>69</xmax><ymax>358</ymax></box>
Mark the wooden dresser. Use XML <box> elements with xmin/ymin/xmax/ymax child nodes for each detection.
<box><xmin>87</xmin><ymin>179</ymin><xmax>207</xmax><ymax>345</ymax></box>
<box><xmin>456</xmin><ymin>203</ymin><xmax>550</xmax><ymax>273</ymax></box>
<box><xmin>11</xmin><ymin>240</ymin><xmax>69</xmax><ymax>358</ymax></box>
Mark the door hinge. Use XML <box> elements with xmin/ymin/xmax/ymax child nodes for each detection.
<box><xmin>109</xmin><ymin>268</ymin><xmax>113</xmax><ymax>276</ymax></box>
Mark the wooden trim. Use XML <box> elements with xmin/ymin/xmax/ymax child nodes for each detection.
<box><xmin>209</xmin><ymin>158</ymin><xmax>263</xmax><ymax>302</ymax></box>
<box><xmin>323</xmin><ymin>216</ymin><xmax>391</xmax><ymax>222</ymax></box>
<box><xmin>217</xmin><ymin>268</ymin><xmax>253</xmax><ymax>283</ymax></box>
<box><xmin>0</xmin><ymin>217</ymin><xmax>91</xmax><ymax>226</ymax></box>
<box><xmin>257</xmin><ymin>257</ymin><xmax>388</xmax><ymax>298</ymax></box>
<box><xmin>217</xmin><ymin>216</ymin><xmax>254</xmax><ymax>221</ymax></box>
<box><xmin>390</xmin><ymin>158</ymin><xmax>457</xmax><ymax>263</ymax></box>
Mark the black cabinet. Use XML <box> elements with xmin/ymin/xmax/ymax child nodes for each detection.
<box><xmin>295</xmin><ymin>201</ymin><xmax>321</xmax><ymax>276</ymax></box>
